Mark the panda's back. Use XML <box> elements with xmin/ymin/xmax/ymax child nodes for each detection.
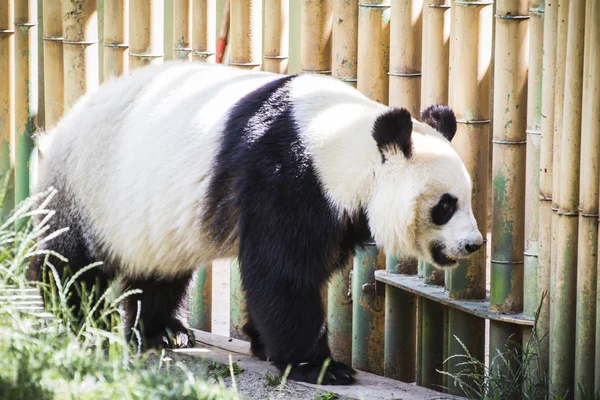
<box><xmin>39</xmin><ymin>62</ymin><xmax>284</xmax><ymax>278</ymax></box>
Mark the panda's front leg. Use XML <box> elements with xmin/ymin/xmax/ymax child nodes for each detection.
<box><xmin>238</xmin><ymin>253</ymin><xmax>356</xmax><ymax>385</ymax></box>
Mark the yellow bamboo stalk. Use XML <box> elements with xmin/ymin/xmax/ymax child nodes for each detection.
<box><xmin>300</xmin><ymin>0</ymin><xmax>332</xmax><ymax>75</ymax></box>
<box><xmin>575</xmin><ymin>0</ymin><xmax>598</xmax><ymax>394</ymax></box>
<box><xmin>264</xmin><ymin>0</ymin><xmax>289</xmax><ymax>73</ymax></box>
<box><xmin>550</xmin><ymin>0</ymin><xmax>586</xmax><ymax>396</ymax></box>
<box><xmin>388</xmin><ymin>0</ymin><xmax>423</xmax><ymax>117</ymax></box>
<box><xmin>421</xmin><ymin>0</ymin><xmax>450</xmax><ymax>108</ymax></box>
<box><xmin>15</xmin><ymin>0</ymin><xmax>38</xmax><ymax>204</ymax></box>
<box><xmin>490</xmin><ymin>0</ymin><xmax>529</xmax><ymax>313</ymax></box>
<box><xmin>62</xmin><ymin>0</ymin><xmax>99</xmax><ymax>110</ymax></box>
<box><xmin>103</xmin><ymin>0</ymin><xmax>128</xmax><ymax>80</ymax></box>
<box><xmin>129</xmin><ymin>0</ymin><xmax>164</xmax><ymax>70</ymax></box>
<box><xmin>192</xmin><ymin>0</ymin><xmax>216</xmax><ymax>62</ymax></box>
<box><xmin>549</xmin><ymin>0</ymin><xmax>568</xmax><ymax>309</ymax></box>
<box><xmin>332</xmin><ymin>0</ymin><xmax>358</xmax><ymax>87</ymax></box>
<box><xmin>357</xmin><ymin>1</ymin><xmax>390</xmax><ymax>104</ymax></box>
<box><xmin>229</xmin><ymin>0</ymin><xmax>262</xmax><ymax>70</ymax></box>
<box><xmin>42</xmin><ymin>0</ymin><xmax>64</xmax><ymax>128</ymax></box>
<box><xmin>0</xmin><ymin>0</ymin><xmax>14</xmax><ymax>215</ymax></box>
<box><xmin>537</xmin><ymin>0</ymin><xmax>558</xmax><ymax>375</ymax></box>
<box><xmin>173</xmin><ymin>0</ymin><xmax>192</xmax><ymax>60</ymax></box>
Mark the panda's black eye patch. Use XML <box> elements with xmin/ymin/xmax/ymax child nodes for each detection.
<box><xmin>431</xmin><ymin>193</ymin><xmax>458</xmax><ymax>225</ymax></box>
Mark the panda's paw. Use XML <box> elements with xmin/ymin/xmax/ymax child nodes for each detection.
<box><xmin>145</xmin><ymin>327</ymin><xmax>195</xmax><ymax>349</ymax></box>
<box><xmin>280</xmin><ymin>360</ymin><xmax>356</xmax><ymax>385</ymax></box>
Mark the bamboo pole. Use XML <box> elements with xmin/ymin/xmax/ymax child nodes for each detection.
<box><xmin>173</xmin><ymin>0</ymin><xmax>192</xmax><ymax>60</ymax></box>
<box><xmin>42</xmin><ymin>0</ymin><xmax>64</xmax><ymax>128</ymax></box>
<box><xmin>549</xmin><ymin>0</ymin><xmax>568</xmax><ymax>353</ymax></box>
<box><xmin>445</xmin><ymin>1</ymin><xmax>492</xmax><ymax>394</ymax></box>
<box><xmin>327</xmin><ymin>259</ymin><xmax>353</xmax><ymax>365</ymax></box>
<box><xmin>523</xmin><ymin>1</ymin><xmax>543</xmax><ymax>320</ymax></box>
<box><xmin>129</xmin><ymin>0</ymin><xmax>164</xmax><ymax>70</ymax></box>
<box><xmin>332</xmin><ymin>0</ymin><xmax>358</xmax><ymax>87</ymax></box>
<box><xmin>357</xmin><ymin>0</ymin><xmax>390</xmax><ymax>104</ymax></box>
<box><xmin>192</xmin><ymin>0</ymin><xmax>216</xmax><ymax>62</ymax></box>
<box><xmin>263</xmin><ymin>0</ymin><xmax>288</xmax><ymax>73</ymax></box>
<box><xmin>352</xmin><ymin>245</ymin><xmax>385</xmax><ymax>375</ymax></box>
<box><xmin>15</xmin><ymin>0</ymin><xmax>38</xmax><ymax>205</ymax></box>
<box><xmin>575</xmin><ymin>0</ymin><xmax>598</xmax><ymax>394</ymax></box>
<box><xmin>327</xmin><ymin>1</ymin><xmax>358</xmax><ymax>365</ymax></box>
<box><xmin>0</xmin><ymin>0</ymin><xmax>14</xmax><ymax>216</ymax></box>
<box><xmin>550</xmin><ymin>0</ymin><xmax>586</xmax><ymax>397</ymax></box>
<box><xmin>522</xmin><ymin>1</ymin><xmax>544</xmax><ymax>392</ymax></box>
<box><xmin>300</xmin><ymin>0</ymin><xmax>332</xmax><ymax>75</ymax></box>
<box><xmin>229</xmin><ymin>258</ymin><xmax>248</xmax><ymax>340</ymax></box>
<box><xmin>415</xmin><ymin>0</ymin><xmax>449</xmax><ymax>389</ymax></box>
<box><xmin>103</xmin><ymin>0</ymin><xmax>128</xmax><ymax>80</ymax></box>
<box><xmin>421</xmin><ymin>0</ymin><xmax>450</xmax><ymax>109</ymax></box>
<box><xmin>388</xmin><ymin>0</ymin><xmax>422</xmax><ymax>117</ymax></box>
<box><xmin>229</xmin><ymin>0</ymin><xmax>261</xmax><ymax>70</ymax></box>
<box><xmin>537</xmin><ymin>0</ymin><xmax>558</xmax><ymax>376</ymax></box>
<box><xmin>189</xmin><ymin>266</ymin><xmax>212</xmax><ymax>332</ymax></box>
<box><xmin>62</xmin><ymin>0</ymin><xmax>98</xmax><ymax>109</ymax></box>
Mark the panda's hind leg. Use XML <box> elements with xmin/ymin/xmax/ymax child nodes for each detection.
<box><xmin>121</xmin><ymin>272</ymin><xmax>195</xmax><ymax>349</ymax></box>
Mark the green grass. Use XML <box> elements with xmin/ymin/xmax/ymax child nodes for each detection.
<box><xmin>0</xmin><ymin>184</ymin><xmax>239</xmax><ymax>399</ymax></box>
<box><xmin>315</xmin><ymin>391</ymin><xmax>339</xmax><ymax>400</ymax></box>
<box><xmin>206</xmin><ymin>361</ymin><xmax>244</xmax><ymax>381</ymax></box>
<box><xmin>264</xmin><ymin>371</ymin><xmax>282</xmax><ymax>387</ymax></box>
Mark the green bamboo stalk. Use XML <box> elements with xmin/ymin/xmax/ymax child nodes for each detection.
<box><xmin>14</xmin><ymin>0</ymin><xmax>38</xmax><ymax>207</ymax></box>
<box><xmin>445</xmin><ymin>1</ymin><xmax>492</xmax><ymax>395</ymax></box>
<box><xmin>189</xmin><ymin>265</ymin><xmax>212</xmax><ymax>332</ymax></box>
<box><xmin>0</xmin><ymin>0</ymin><xmax>15</xmax><ymax>218</ymax></box>
<box><xmin>352</xmin><ymin>244</ymin><xmax>385</xmax><ymax>375</ymax></box>
<box><xmin>550</xmin><ymin>0</ymin><xmax>586</xmax><ymax>397</ymax></box>
<box><xmin>383</xmin><ymin>255</ymin><xmax>417</xmax><ymax>382</ymax></box>
<box><xmin>537</xmin><ymin>0</ymin><xmax>558</xmax><ymax>377</ymax></box>
<box><xmin>575</xmin><ymin>0</ymin><xmax>598</xmax><ymax>396</ymax></box>
<box><xmin>327</xmin><ymin>260</ymin><xmax>353</xmax><ymax>365</ymax></box>
<box><xmin>229</xmin><ymin>258</ymin><xmax>248</xmax><ymax>340</ymax></box>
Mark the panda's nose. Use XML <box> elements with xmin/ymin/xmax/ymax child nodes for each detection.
<box><xmin>465</xmin><ymin>242</ymin><xmax>481</xmax><ymax>254</ymax></box>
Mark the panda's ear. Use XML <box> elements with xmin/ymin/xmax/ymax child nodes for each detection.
<box><xmin>372</xmin><ymin>107</ymin><xmax>413</xmax><ymax>161</ymax></box>
<box><xmin>420</xmin><ymin>105</ymin><xmax>457</xmax><ymax>142</ymax></box>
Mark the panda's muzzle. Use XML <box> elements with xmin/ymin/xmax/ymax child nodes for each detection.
<box><xmin>430</xmin><ymin>242</ymin><xmax>457</xmax><ymax>267</ymax></box>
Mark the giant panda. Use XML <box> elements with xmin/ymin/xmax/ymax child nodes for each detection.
<box><xmin>30</xmin><ymin>61</ymin><xmax>484</xmax><ymax>385</ymax></box>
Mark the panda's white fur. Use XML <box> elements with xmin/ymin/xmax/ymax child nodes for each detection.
<box><xmin>37</xmin><ymin>62</ymin><xmax>481</xmax><ymax>282</ymax></box>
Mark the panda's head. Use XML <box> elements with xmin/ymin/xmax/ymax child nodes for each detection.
<box><xmin>366</xmin><ymin>104</ymin><xmax>484</xmax><ymax>270</ymax></box>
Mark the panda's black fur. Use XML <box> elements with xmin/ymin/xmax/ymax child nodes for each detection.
<box><xmin>29</xmin><ymin>62</ymin><xmax>464</xmax><ymax>385</ymax></box>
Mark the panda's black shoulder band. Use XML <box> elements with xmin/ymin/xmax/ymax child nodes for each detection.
<box><xmin>372</xmin><ymin>107</ymin><xmax>413</xmax><ymax>161</ymax></box>
<box><xmin>420</xmin><ymin>104</ymin><xmax>457</xmax><ymax>142</ymax></box>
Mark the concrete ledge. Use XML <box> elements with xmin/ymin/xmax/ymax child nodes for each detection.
<box><xmin>173</xmin><ymin>329</ymin><xmax>462</xmax><ymax>400</ymax></box>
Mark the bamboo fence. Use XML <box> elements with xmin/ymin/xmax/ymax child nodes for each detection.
<box><xmin>0</xmin><ymin>1</ymin><xmax>598</xmax><ymax>397</ymax></box>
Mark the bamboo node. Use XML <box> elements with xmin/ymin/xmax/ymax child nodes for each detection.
<box><xmin>523</xmin><ymin>251</ymin><xmax>539</xmax><ymax>258</ymax></box>
<box><xmin>358</xmin><ymin>2</ymin><xmax>391</xmax><ymax>8</ymax></box>
<box><xmin>129</xmin><ymin>52</ymin><xmax>164</xmax><ymax>58</ymax></box>
<box><xmin>526</xmin><ymin>128</ymin><xmax>541</xmax><ymax>136</ymax></box>
<box><xmin>0</xmin><ymin>29</ymin><xmax>15</xmax><ymax>35</ymax></box>
<box><xmin>454</xmin><ymin>1</ymin><xmax>493</xmax><ymax>5</ymax></box>
<box><xmin>191</xmin><ymin>50</ymin><xmax>217</xmax><ymax>58</ymax></box>
<box><xmin>13</xmin><ymin>22</ymin><xmax>37</xmax><ymax>27</ymax></box>
<box><xmin>556</xmin><ymin>209</ymin><xmax>579</xmax><ymax>217</ymax></box>
<box><xmin>43</xmin><ymin>36</ymin><xmax>65</xmax><ymax>42</ymax></box>
<box><xmin>539</xmin><ymin>194</ymin><xmax>552</xmax><ymax>201</ymax></box>
<box><xmin>264</xmin><ymin>55</ymin><xmax>289</xmax><ymax>60</ymax></box>
<box><xmin>492</xmin><ymin>139</ymin><xmax>527</xmax><ymax>145</ymax></box>
<box><xmin>230</xmin><ymin>62</ymin><xmax>262</xmax><ymax>67</ymax></box>
<box><xmin>456</xmin><ymin>118</ymin><xmax>491</xmax><ymax>125</ymax></box>
<box><xmin>495</xmin><ymin>14</ymin><xmax>530</xmax><ymax>20</ymax></box>
<box><xmin>428</xmin><ymin>4</ymin><xmax>451</xmax><ymax>9</ymax></box>
<box><xmin>104</xmin><ymin>43</ymin><xmax>129</xmax><ymax>49</ymax></box>
<box><xmin>579</xmin><ymin>210</ymin><xmax>600</xmax><ymax>218</ymax></box>
<box><xmin>63</xmin><ymin>40</ymin><xmax>98</xmax><ymax>46</ymax></box>
<box><xmin>388</xmin><ymin>71</ymin><xmax>422</xmax><ymax>78</ymax></box>
<box><xmin>339</xmin><ymin>77</ymin><xmax>358</xmax><ymax>83</ymax></box>
<box><xmin>529</xmin><ymin>7</ymin><xmax>545</xmax><ymax>14</ymax></box>
<box><xmin>490</xmin><ymin>259</ymin><xmax>525</xmax><ymax>265</ymax></box>
<box><xmin>300</xmin><ymin>69</ymin><xmax>332</xmax><ymax>75</ymax></box>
